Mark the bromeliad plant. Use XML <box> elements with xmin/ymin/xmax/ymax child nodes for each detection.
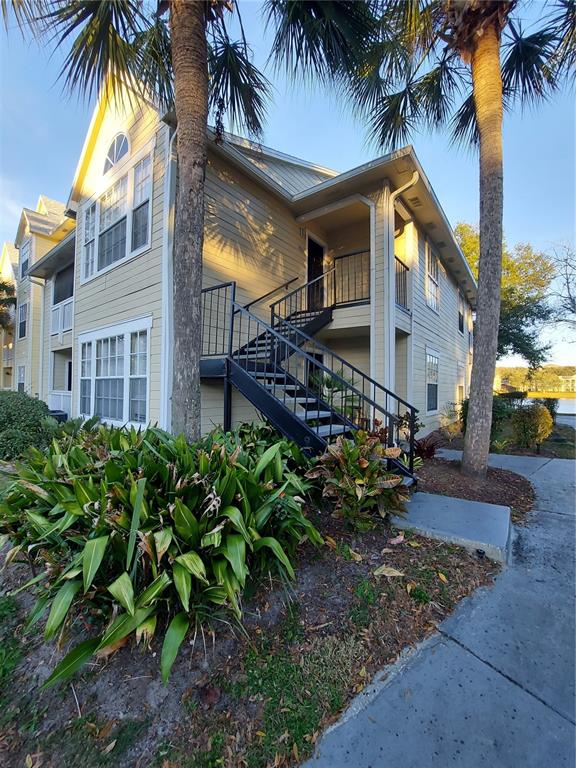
<box><xmin>0</xmin><ymin>422</ymin><xmax>321</xmax><ymax>686</ymax></box>
<box><xmin>306</xmin><ymin>429</ymin><xmax>410</xmax><ymax>531</ymax></box>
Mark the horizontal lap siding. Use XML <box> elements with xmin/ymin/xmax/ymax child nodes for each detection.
<box><xmin>72</xmin><ymin>99</ymin><xmax>167</xmax><ymax>424</ymax></box>
<box><xmin>410</xmin><ymin>225</ymin><xmax>472</xmax><ymax>434</ymax></box>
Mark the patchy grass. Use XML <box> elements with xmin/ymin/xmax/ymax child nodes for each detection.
<box><xmin>1</xmin><ymin>517</ymin><xmax>497</xmax><ymax>768</ymax></box>
<box><xmin>444</xmin><ymin>421</ymin><xmax>576</xmax><ymax>459</ymax></box>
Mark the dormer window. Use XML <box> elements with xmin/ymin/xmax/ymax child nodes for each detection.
<box><xmin>104</xmin><ymin>133</ymin><xmax>129</xmax><ymax>174</ymax></box>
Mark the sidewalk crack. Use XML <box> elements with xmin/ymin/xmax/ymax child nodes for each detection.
<box><xmin>438</xmin><ymin>629</ymin><xmax>575</xmax><ymax>726</ymax></box>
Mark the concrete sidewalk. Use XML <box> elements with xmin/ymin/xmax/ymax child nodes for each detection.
<box><xmin>303</xmin><ymin>456</ymin><xmax>576</xmax><ymax>767</ymax></box>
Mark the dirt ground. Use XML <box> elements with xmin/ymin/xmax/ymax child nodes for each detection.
<box><xmin>0</xmin><ymin>509</ymin><xmax>498</xmax><ymax>768</ymax></box>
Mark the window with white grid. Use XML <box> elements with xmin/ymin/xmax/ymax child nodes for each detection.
<box><xmin>84</xmin><ymin>203</ymin><xmax>96</xmax><ymax>279</ymax></box>
<box><xmin>18</xmin><ymin>303</ymin><xmax>27</xmax><ymax>339</ymax></box>
<box><xmin>20</xmin><ymin>239</ymin><xmax>30</xmax><ymax>278</ymax></box>
<box><xmin>426</xmin><ymin>247</ymin><xmax>439</xmax><ymax>311</ymax></box>
<box><xmin>95</xmin><ymin>335</ymin><xmax>125</xmax><ymax>421</ymax></box>
<box><xmin>129</xmin><ymin>330</ymin><xmax>148</xmax><ymax>423</ymax></box>
<box><xmin>458</xmin><ymin>291</ymin><xmax>465</xmax><ymax>333</ymax></box>
<box><xmin>426</xmin><ymin>351</ymin><xmax>439</xmax><ymax>413</ymax></box>
<box><xmin>78</xmin><ymin>320</ymin><xmax>149</xmax><ymax>425</ymax></box>
<box><xmin>82</xmin><ymin>150</ymin><xmax>152</xmax><ymax>280</ymax></box>
<box><xmin>80</xmin><ymin>342</ymin><xmax>92</xmax><ymax>415</ymax></box>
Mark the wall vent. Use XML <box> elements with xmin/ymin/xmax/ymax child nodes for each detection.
<box><xmin>408</xmin><ymin>196</ymin><xmax>422</xmax><ymax>207</ymax></box>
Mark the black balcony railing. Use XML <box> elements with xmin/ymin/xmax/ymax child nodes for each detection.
<box><xmin>395</xmin><ymin>257</ymin><xmax>409</xmax><ymax>310</ymax></box>
<box><xmin>334</xmin><ymin>250</ymin><xmax>370</xmax><ymax>305</ymax></box>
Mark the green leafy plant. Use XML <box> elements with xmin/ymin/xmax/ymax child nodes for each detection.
<box><xmin>490</xmin><ymin>438</ymin><xmax>510</xmax><ymax>454</ymax></box>
<box><xmin>306</xmin><ymin>430</ymin><xmax>409</xmax><ymax>530</ymax></box>
<box><xmin>0</xmin><ymin>391</ymin><xmax>57</xmax><ymax>460</ymax></box>
<box><xmin>0</xmin><ymin>423</ymin><xmax>321</xmax><ymax>686</ymax></box>
<box><xmin>460</xmin><ymin>395</ymin><xmax>513</xmax><ymax>442</ymax></box>
<box><xmin>511</xmin><ymin>404</ymin><xmax>554</xmax><ymax>451</ymax></box>
<box><xmin>439</xmin><ymin>402</ymin><xmax>462</xmax><ymax>443</ymax></box>
<box><xmin>532</xmin><ymin>398</ymin><xmax>559</xmax><ymax>424</ymax></box>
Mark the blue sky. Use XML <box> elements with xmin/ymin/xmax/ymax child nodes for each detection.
<box><xmin>1</xmin><ymin>1</ymin><xmax>574</xmax><ymax>362</ymax></box>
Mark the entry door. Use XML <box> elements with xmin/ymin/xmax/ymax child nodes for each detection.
<box><xmin>307</xmin><ymin>236</ymin><xmax>325</xmax><ymax>310</ymax></box>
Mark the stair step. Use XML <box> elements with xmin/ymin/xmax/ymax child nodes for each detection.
<box><xmin>311</xmin><ymin>423</ymin><xmax>349</xmax><ymax>437</ymax></box>
<box><xmin>283</xmin><ymin>397</ymin><xmax>320</xmax><ymax>406</ymax></box>
<box><xmin>302</xmin><ymin>410</ymin><xmax>332</xmax><ymax>420</ymax></box>
<box><xmin>265</xmin><ymin>383</ymin><xmax>300</xmax><ymax>392</ymax></box>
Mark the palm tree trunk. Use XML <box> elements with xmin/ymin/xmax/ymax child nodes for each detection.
<box><xmin>169</xmin><ymin>0</ymin><xmax>208</xmax><ymax>441</ymax></box>
<box><xmin>462</xmin><ymin>22</ymin><xmax>504</xmax><ymax>478</ymax></box>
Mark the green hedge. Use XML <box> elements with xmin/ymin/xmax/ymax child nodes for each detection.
<box><xmin>460</xmin><ymin>395</ymin><xmax>514</xmax><ymax>441</ymax></box>
<box><xmin>0</xmin><ymin>391</ymin><xmax>55</xmax><ymax>460</ymax></box>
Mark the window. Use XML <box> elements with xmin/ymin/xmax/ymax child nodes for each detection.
<box><xmin>82</xmin><ymin>151</ymin><xmax>152</xmax><ymax>280</ymax></box>
<box><xmin>20</xmin><ymin>239</ymin><xmax>30</xmax><ymax>278</ymax></box>
<box><xmin>104</xmin><ymin>133</ymin><xmax>129</xmax><ymax>174</ymax></box>
<box><xmin>83</xmin><ymin>203</ymin><xmax>96</xmax><ymax>279</ymax></box>
<box><xmin>78</xmin><ymin>320</ymin><xmax>150</xmax><ymax>424</ymax></box>
<box><xmin>426</xmin><ymin>351</ymin><xmax>439</xmax><ymax>413</ymax></box>
<box><xmin>18</xmin><ymin>303</ymin><xmax>27</xmax><ymax>339</ymax></box>
<box><xmin>17</xmin><ymin>365</ymin><xmax>25</xmax><ymax>393</ymax></box>
<box><xmin>80</xmin><ymin>342</ymin><xmax>92</xmax><ymax>415</ymax></box>
<box><xmin>457</xmin><ymin>362</ymin><xmax>466</xmax><ymax>403</ymax></box>
<box><xmin>131</xmin><ymin>155</ymin><xmax>151</xmax><ymax>251</ymax></box>
<box><xmin>426</xmin><ymin>246</ymin><xmax>439</xmax><ymax>311</ymax></box>
<box><xmin>53</xmin><ymin>264</ymin><xmax>74</xmax><ymax>305</ymax></box>
<box><xmin>458</xmin><ymin>291</ymin><xmax>465</xmax><ymax>333</ymax></box>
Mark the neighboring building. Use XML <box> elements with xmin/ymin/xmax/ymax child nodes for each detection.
<box><xmin>560</xmin><ymin>374</ymin><xmax>576</xmax><ymax>393</ymax></box>
<box><xmin>0</xmin><ymin>242</ymin><xmax>18</xmax><ymax>390</ymax></box>
<box><xmin>5</xmin><ymin>82</ymin><xmax>476</xmax><ymax>454</ymax></box>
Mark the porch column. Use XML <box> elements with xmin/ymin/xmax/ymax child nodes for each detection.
<box><xmin>370</xmin><ymin>182</ymin><xmax>395</xmax><ymax>401</ymax></box>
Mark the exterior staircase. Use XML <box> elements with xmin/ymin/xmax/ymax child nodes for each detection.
<box><xmin>200</xmin><ymin>261</ymin><xmax>418</xmax><ymax>478</ymax></box>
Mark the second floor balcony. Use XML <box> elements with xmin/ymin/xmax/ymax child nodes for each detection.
<box><xmin>51</xmin><ymin>296</ymin><xmax>73</xmax><ymax>335</ymax></box>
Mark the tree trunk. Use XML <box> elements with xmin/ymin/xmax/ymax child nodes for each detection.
<box><xmin>169</xmin><ymin>0</ymin><xmax>208</xmax><ymax>441</ymax></box>
<box><xmin>462</xmin><ymin>22</ymin><xmax>504</xmax><ymax>478</ymax></box>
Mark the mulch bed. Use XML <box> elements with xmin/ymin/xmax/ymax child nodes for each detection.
<box><xmin>0</xmin><ymin>512</ymin><xmax>497</xmax><ymax>768</ymax></box>
<box><xmin>417</xmin><ymin>458</ymin><xmax>535</xmax><ymax>523</ymax></box>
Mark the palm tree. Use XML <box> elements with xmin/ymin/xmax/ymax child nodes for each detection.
<box><xmin>0</xmin><ymin>280</ymin><xmax>15</xmax><ymax>330</ymax></box>
<box><xmin>2</xmin><ymin>0</ymin><xmax>374</xmax><ymax>441</ymax></box>
<box><xmin>347</xmin><ymin>0</ymin><xmax>575</xmax><ymax>477</ymax></box>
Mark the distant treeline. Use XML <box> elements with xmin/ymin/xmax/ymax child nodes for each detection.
<box><xmin>496</xmin><ymin>365</ymin><xmax>576</xmax><ymax>392</ymax></box>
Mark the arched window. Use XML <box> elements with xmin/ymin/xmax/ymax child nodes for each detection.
<box><xmin>104</xmin><ymin>133</ymin><xmax>129</xmax><ymax>173</ymax></box>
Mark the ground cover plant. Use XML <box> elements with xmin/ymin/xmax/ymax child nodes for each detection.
<box><xmin>0</xmin><ymin>422</ymin><xmax>322</xmax><ymax>687</ymax></box>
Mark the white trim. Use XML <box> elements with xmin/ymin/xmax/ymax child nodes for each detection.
<box><xmin>103</xmin><ymin>131</ymin><xmax>131</xmax><ymax>176</ymax></box>
<box><xmin>425</xmin><ymin>240</ymin><xmax>440</xmax><ymax>314</ymax></box>
<box><xmin>296</xmin><ymin>194</ymin><xmax>369</xmax><ymax>224</ymax></box>
<box><xmin>77</xmin><ymin>314</ymin><xmax>153</xmax><ymax>344</ymax></box>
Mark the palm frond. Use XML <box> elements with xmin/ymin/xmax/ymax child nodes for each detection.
<box><xmin>502</xmin><ymin>20</ymin><xmax>558</xmax><ymax>107</ymax></box>
<box><xmin>264</xmin><ymin>0</ymin><xmax>377</xmax><ymax>81</ymax></box>
<box><xmin>544</xmin><ymin>0</ymin><xmax>576</xmax><ymax>80</ymax></box>
<box><xmin>449</xmin><ymin>91</ymin><xmax>478</xmax><ymax>148</ymax></box>
<box><xmin>43</xmin><ymin>1</ymin><xmax>147</xmax><ymax>103</ymax></box>
<box><xmin>379</xmin><ymin>0</ymin><xmax>439</xmax><ymax>58</ymax></box>
<box><xmin>368</xmin><ymin>84</ymin><xmax>419</xmax><ymax>150</ymax></box>
<box><xmin>208</xmin><ymin>34</ymin><xmax>271</xmax><ymax>138</ymax></box>
<box><xmin>133</xmin><ymin>16</ymin><xmax>174</xmax><ymax>112</ymax></box>
<box><xmin>412</xmin><ymin>52</ymin><xmax>464</xmax><ymax>129</ymax></box>
<box><xmin>346</xmin><ymin>36</ymin><xmax>410</xmax><ymax>117</ymax></box>
<box><xmin>1</xmin><ymin>0</ymin><xmax>47</xmax><ymax>33</ymax></box>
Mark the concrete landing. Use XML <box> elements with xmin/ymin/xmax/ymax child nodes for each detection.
<box><xmin>392</xmin><ymin>492</ymin><xmax>512</xmax><ymax>563</ymax></box>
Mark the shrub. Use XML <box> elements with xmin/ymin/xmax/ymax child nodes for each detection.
<box><xmin>305</xmin><ymin>429</ymin><xmax>410</xmax><ymax>530</ymax></box>
<box><xmin>533</xmin><ymin>398</ymin><xmax>559</xmax><ymax>424</ymax></box>
<box><xmin>439</xmin><ymin>402</ymin><xmax>462</xmax><ymax>443</ymax></box>
<box><xmin>0</xmin><ymin>391</ymin><xmax>55</xmax><ymax>459</ymax></box>
<box><xmin>460</xmin><ymin>395</ymin><xmax>512</xmax><ymax>441</ymax></box>
<box><xmin>414</xmin><ymin>433</ymin><xmax>445</xmax><ymax>459</ymax></box>
<box><xmin>0</xmin><ymin>423</ymin><xmax>321</xmax><ymax>686</ymax></box>
<box><xmin>511</xmin><ymin>404</ymin><xmax>553</xmax><ymax>450</ymax></box>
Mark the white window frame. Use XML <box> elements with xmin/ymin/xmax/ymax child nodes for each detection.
<box><xmin>104</xmin><ymin>132</ymin><xmax>130</xmax><ymax>175</ymax></box>
<box><xmin>18</xmin><ymin>302</ymin><xmax>28</xmax><ymax>339</ymax></box>
<box><xmin>425</xmin><ymin>243</ymin><xmax>440</xmax><ymax>312</ymax></box>
<box><xmin>458</xmin><ymin>290</ymin><xmax>465</xmax><ymax>334</ymax></box>
<box><xmin>51</xmin><ymin>264</ymin><xmax>75</xmax><ymax>335</ymax></box>
<box><xmin>80</xmin><ymin>141</ymin><xmax>154</xmax><ymax>285</ymax></box>
<box><xmin>457</xmin><ymin>361</ymin><xmax>466</xmax><ymax>403</ymax></box>
<box><xmin>20</xmin><ymin>238</ymin><xmax>31</xmax><ymax>278</ymax></box>
<box><xmin>426</xmin><ymin>347</ymin><xmax>440</xmax><ymax>415</ymax></box>
<box><xmin>77</xmin><ymin>316</ymin><xmax>152</xmax><ymax>427</ymax></box>
<box><xmin>17</xmin><ymin>365</ymin><xmax>25</xmax><ymax>393</ymax></box>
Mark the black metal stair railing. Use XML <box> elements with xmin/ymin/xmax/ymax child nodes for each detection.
<box><xmin>201</xmin><ymin>280</ymin><xmax>418</xmax><ymax>473</ymax></box>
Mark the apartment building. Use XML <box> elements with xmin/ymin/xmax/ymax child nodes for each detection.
<box><xmin>0</xmin><ymin>242</ymin><xmax>18</xmax><ymax>390</ymax></box>
<box><xmin>7</xmin><ymin>81</ymin><xmax>475</xmax><ymax>458</ymax></box>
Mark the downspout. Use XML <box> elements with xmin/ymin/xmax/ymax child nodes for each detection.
<box><xmin>160</xmin><ymin>126</ymin><xmax>178</xmax><ymax>430</ymax></box>
<box><xmin>385</xmin><ymin>172</ymin><xmax>419</xmax><ymax>392</ymax></box>
<box><xmin>30</xmin><ymin>276</ymin><xmax>45</xmax><ymax>400</ymax></box>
